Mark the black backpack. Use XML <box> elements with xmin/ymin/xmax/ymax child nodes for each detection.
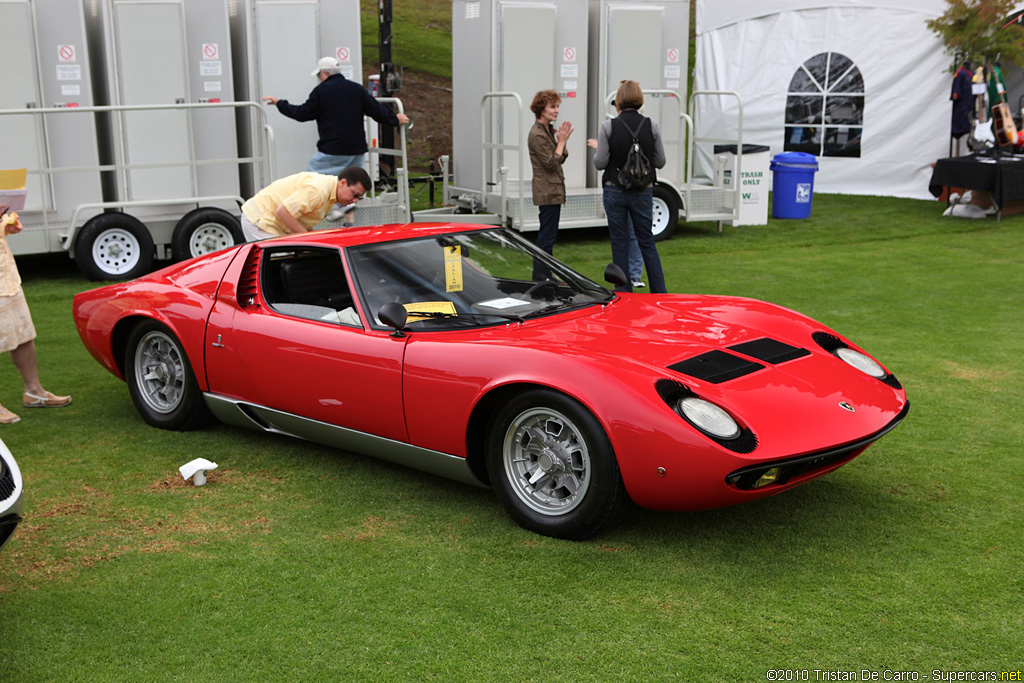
<box><xmin>615</xmin><ymin>116</ymin><xmax>656</xmax><ymax>190</ymax></box>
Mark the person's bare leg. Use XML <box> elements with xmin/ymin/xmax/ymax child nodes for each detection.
<box><xmin>9</xmin><ymin>340</ymin><xmax>43</xmax><ymax>395</ymax></box>
<box><xmin>11</xmin><ymin>340</ymin><xmax>70</xmax><ymax>406</ymax></box>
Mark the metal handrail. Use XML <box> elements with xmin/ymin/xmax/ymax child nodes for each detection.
<box><xmin>0</xmin><ymin>101</ymin><xmax>274</xmax><ymax>237</ymax></box>
<box><xmin>365</xmin><ymin>97</ymin><xmax>411</xmax><ymax>221</ymax></box>
<box><xmin>687</xmin><ymin>90</ymin><xmax>744</xmax><ymax>221</ymax></box>
<box><xmin>481</xmin><ymin>92</ymin><xmax>526</xmax><ymax>231</ymax></box>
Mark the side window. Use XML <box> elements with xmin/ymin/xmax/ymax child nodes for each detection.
<box><xmin>784</xmin><ymin>52</ymin><xmax>864</xmax><ymax>158</ymax></box>
<box><xmin>260</xmin><ymin>247</ymin><xmax>361</xmax><ymax>326</ymax></box>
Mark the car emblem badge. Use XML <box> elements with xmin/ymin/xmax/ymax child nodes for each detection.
<box><xmin>839</xmin><ymin>402</ymin><xmax>855</xmax><ymax>413</ymax></box>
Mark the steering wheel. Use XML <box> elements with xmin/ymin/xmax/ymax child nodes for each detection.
<box><xmin>523</xmin><ymin>280</ymin><xmax>560</xmax><ymax>299</ymax></box>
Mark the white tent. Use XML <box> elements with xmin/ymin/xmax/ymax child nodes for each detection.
<box><xmin>694</xmin><ymin>1</ymin><xmax>953</xmax><ymax>199</ymax></box>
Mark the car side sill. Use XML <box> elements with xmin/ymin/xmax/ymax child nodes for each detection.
<box><xmin>203</xmin><ymin>394</ymin><xmax>488</xmax><ymax>488</ymax></box>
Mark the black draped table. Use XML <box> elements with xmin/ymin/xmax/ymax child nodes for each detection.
<box><xmin>929</xmin><ymin>153</ymin><xmax>1024</xmax><ymax>217</ymax></box>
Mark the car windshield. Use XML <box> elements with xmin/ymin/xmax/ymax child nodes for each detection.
<box><xmin>347</xmin><ymin>228</ymin><xmax>613</xmax><ymax>330</ymax></box>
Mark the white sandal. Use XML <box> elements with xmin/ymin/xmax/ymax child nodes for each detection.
<box><xmin>23</xmin><ymin>390</ymin><xmax>72</xmax><ymax>408</ymax></box>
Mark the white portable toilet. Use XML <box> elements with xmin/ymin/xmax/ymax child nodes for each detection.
<box><xmin>0</xmin><ymin>0</ymin><xmax>105</xmax><ymax>255</ymax></box>
<box><xmin>87</xmin><ymin>0</ymin><xmax>241</xmax><ymax>218</ymax></box>
<box><xmin>231</xmin><ymin>0</ymin><xmax>364</xmax><ymax>185</ymax></box>
<box><xmin>452</xmin><ymin>0</ymin><xmax>590</xmax><ymax>195</ymax></box>
<box><xmin>587</xmin><ymin>0</ymin><xmax>690</xmax><ymax>188</ymax></box>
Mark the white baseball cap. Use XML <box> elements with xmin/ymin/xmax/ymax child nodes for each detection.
<box><xmin>312</xmin><ymin>57</ymin><xmax>341</xmax><ymax>76</ymax></box>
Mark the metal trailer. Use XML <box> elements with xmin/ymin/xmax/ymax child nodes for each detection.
<box><xmin>1</xmin><ymin>101</ymin><xmax>273</xmax><ymax>279</ymax></box>
<box><xmin>420</xmin><ymin>0</ymin><xmax>740</xmax><ymax>236</ymax></box>
<box><xmin>0</xmin><ymin>0</ymin><xmax>106</xmax><ymax>252</ymax></box>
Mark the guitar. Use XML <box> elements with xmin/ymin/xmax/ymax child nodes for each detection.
<box><xmin>990</xmin><ymin>72</ymin><xmax>1018</xmax><ymax>146</ymax></box>
<box><xmin>969</xmin><ymin>67</ymin><xmax>996</xmax><ymax>151</ymax></box>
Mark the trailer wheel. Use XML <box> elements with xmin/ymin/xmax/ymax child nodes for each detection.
<box><xmin>75</xmin><ymin>213</ymin><xmax>154</xmax><ymax>281</ymax></box>
<box><xmin>172</xmin><ymin>208</ymin><xmax>243</xmax><ymax>262</ymax></box>
<box><xmin>651</xmin><ymin>185</ymin><xmax>681</xmax><ymax>242</ymax></box>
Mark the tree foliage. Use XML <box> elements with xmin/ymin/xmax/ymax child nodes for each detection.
<box><xmin>927</xmin><ymin>0</ymin><xmax>1024</xmax><ymax>70</ymax></box>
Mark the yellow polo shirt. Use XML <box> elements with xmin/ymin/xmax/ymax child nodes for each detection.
<box><xmin>241</xmin><ymin>172</ymin><xmax>338</xmax><ymax>236</ymax></box>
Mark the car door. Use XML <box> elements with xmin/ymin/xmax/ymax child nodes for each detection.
<box><xmin>204</xmin><ymin>243</ymin><xmax>408</xmax><ymax>443</ymax></box>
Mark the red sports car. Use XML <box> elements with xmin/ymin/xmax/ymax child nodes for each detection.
<box><xmin>73</xmin><ymin>223</ymin><xmax>908</xmax><ymax>539</ymax></box>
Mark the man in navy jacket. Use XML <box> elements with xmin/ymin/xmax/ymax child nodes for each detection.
<box><xmin>264</xmin><ymin>57</ymin><xmax>409</xmax><ymax>222</ymax></box>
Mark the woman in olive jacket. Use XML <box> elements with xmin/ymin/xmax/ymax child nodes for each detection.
<box><xmin>527</xmin><ymin>90</ymin><xmax>574</xmax><ymax>279</ymax></box>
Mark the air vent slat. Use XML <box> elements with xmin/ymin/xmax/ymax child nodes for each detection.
<box><xmin>728</xmin><ymin>338</ymin><xmax>810</xmax><ymax>364</ymax></box>
<box><xmin>668</xmin><ymin>350</ymin><xmax>763</xmax><ymax>384</ymax></box>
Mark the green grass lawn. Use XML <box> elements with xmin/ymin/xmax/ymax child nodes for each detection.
<box><xmin>1</xmin><ymin>195</ymin><xmax>1022</xmax><ymax>680</ymax></box>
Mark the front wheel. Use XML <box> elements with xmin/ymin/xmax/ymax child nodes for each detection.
<box><xmin>74</xmin><ymin>213</ymin><xmax>154</xmax><ymax>280</ymax></box>
<box><xmin>486</xmin><ymin>389</ymin><xmax>627</xmax><ymax>539</ymax></box>
<box><xmin>651</xmin><ymin>185</ymin><xmax>681</xmax><ymax>242</ymax></box>
<box><xmin>125</xmin><ymin>321</ymin><xmax>212</xmax><ymax>431</ymax></box>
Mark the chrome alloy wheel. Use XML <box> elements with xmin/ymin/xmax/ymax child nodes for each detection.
<box><xmin>133</xmin><ymin>330</ymin><xmax>186</xmax><ymax>414</ymax></box>
<box><xmin>502</xmin><ymin>407</ymin><xmax>592</xmax><ymax>516</ymax></box>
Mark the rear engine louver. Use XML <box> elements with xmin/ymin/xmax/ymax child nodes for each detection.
<box><xmin>237</xmin><ymin>248</ymin><xmax>261</xmax><ymax>308</ymax></box>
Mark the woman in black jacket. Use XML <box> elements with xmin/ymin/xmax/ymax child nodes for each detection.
<box><xmin>588</xmin><ymin>80</ymin><xmax>667</xmax><ymax>293</ymax></box>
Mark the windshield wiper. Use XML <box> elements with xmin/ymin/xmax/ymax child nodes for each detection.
<box><xmin>526</xmin><ymin>300</ymin><xmax>602</xmax><ymax>318</ymax></box>
<box><xmin>404</xmin><ymin>310</ymin><xmax>526</xmax><ymax>324</ymax></box>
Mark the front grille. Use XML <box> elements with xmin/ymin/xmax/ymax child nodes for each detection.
<box><xmin>669</xmin><ymin>350</ymin><xmax>764</xmax><ymax>384</ymax></box>
<box><xmin>725</xmin><ymin>402</ymin><xmax>910</xmax><ymax>490</ymax></box>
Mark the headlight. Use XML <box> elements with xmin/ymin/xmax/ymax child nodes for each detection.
<box><xmin>836</xmin><ymin>347</ymin><xmax>886</xmax><ymax>378</ymax></box>
<box><xmin>677</xmin><ymin>397</ymin><xmax>741</xmax><ymax>440</ymax></box>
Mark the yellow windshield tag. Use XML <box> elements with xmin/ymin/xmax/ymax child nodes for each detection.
<box><xmin>444</xmin><ymin>246</ymin><xmax>463</xmax><ymax>292</ymax></box>
<box><xmin>404</xmin><ymin>300</ymin><xmax>457</xmax><ymax>322</ymax></box>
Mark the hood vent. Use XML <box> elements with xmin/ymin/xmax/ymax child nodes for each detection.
<box><xmin>728</xmin><ymin>338</ymin><xmax>810</xmax><ymax>364</ymax></box>
<box><xmin>669</xmin><ymin>350</ymin><xmax>764</xmax><ymax>384</ymax></box>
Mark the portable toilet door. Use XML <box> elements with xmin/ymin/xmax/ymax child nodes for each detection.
<box><xmin>588</xmin><ymin>0</ymin><xmax>690</xmax><ymax>189</ymax></box>
<box><xmin>452</xmin><ymin>0</ymin><xmax>589</xmax><ymax>195</ymax></box>
<box><xmin>91</xmin><ymin>0</ymin><xmax>240</xmax><ymax>218</ymax></box>
<box><xmin>232</xmin><ymin>0</ymin><xmax>363</xmax><ymax>183</ymax></box>
<box><xmin>0</xmin><ymin>0</ymin><xmax>105</xmax><ymax>255</ymax></box>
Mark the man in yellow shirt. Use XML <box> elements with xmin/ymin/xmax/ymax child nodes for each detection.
<box><xmin>240</xmin><ymin>166</ymin><xmax>371</xmax><ymax>241</ymax></box>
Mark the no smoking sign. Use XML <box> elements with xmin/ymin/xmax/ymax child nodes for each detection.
<box><xmin>58</xmin><ymin>45</ymin><xmax>76</xmax><ymax>63</ymax></box>
<box><xmin>336</xmin><ymin>47</ymin><xmax>351</xmax><ymax>63</ymax></box>
<box><xmin>203</xmin><ymin>43</ymin><xmax>219</xmax><ymax>60</ymax></box>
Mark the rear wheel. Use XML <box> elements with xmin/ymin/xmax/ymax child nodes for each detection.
<box><xmin>125</xmin><ymin>321</ymin><xmax>212</xmax><ymax>431</ymax></box>
<box><xmin>651</xmin><ymin>184</ymin><xmax>681</xmax><ymax>242</ymax></box>
<box><xmin>74</xmin><ymin>213</ymin><xmax>154</xmax><ymax>280</ymax></box>
<box><xmin>172</xmin><ymin>207</ymin><xmax>243</xmax><ymax>261</ymax></box>
<box><xmin>486</xmin><ymin>389</ymin><xmax>626</xmax><ymax>539</ymax></box>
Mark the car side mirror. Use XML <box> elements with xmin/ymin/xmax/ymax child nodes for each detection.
<box><xmin>378</xmin><ymin>301</ymin><xmax>408</xmax><ymax>337</ymax></box>
<box><xmin>604</xmin><ymin>263</ymin><xmax>629</xmax><ymax>287</ymax></box>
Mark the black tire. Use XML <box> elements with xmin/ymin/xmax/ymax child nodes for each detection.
<box><xmin>172</xmin><ymin>207</ymin><xmax>243</xmax><ymax>262</ymax></box>
<box><xmin>651</xmin><ymin>184</ymin><xmax>681</xmax><ymax>242</ymax></box>
<box><xmin>74</xmin><ymin>213</ymin><xmax>154</xmax><ymax>280</ymax></box>
<box><xmin>486</xmin><ymin>389</ymin><xmax>627</xmax><ymax>540</ymax></box>
<box><xmin>125</xmin><ymin>321</ymin><xmax>213</xmax><ymax>431</ymax></box>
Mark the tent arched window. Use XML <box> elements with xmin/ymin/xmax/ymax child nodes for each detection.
<box><xmin>784</xmin><ymin>52</ymin><xmax>864</xmax><ymax>158</ymax></box>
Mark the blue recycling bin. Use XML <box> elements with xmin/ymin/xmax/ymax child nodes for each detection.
<box><xmin>770</xmin><ymin>152</ymin><xmax>819</xmax><ymax>219</ymax></box>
